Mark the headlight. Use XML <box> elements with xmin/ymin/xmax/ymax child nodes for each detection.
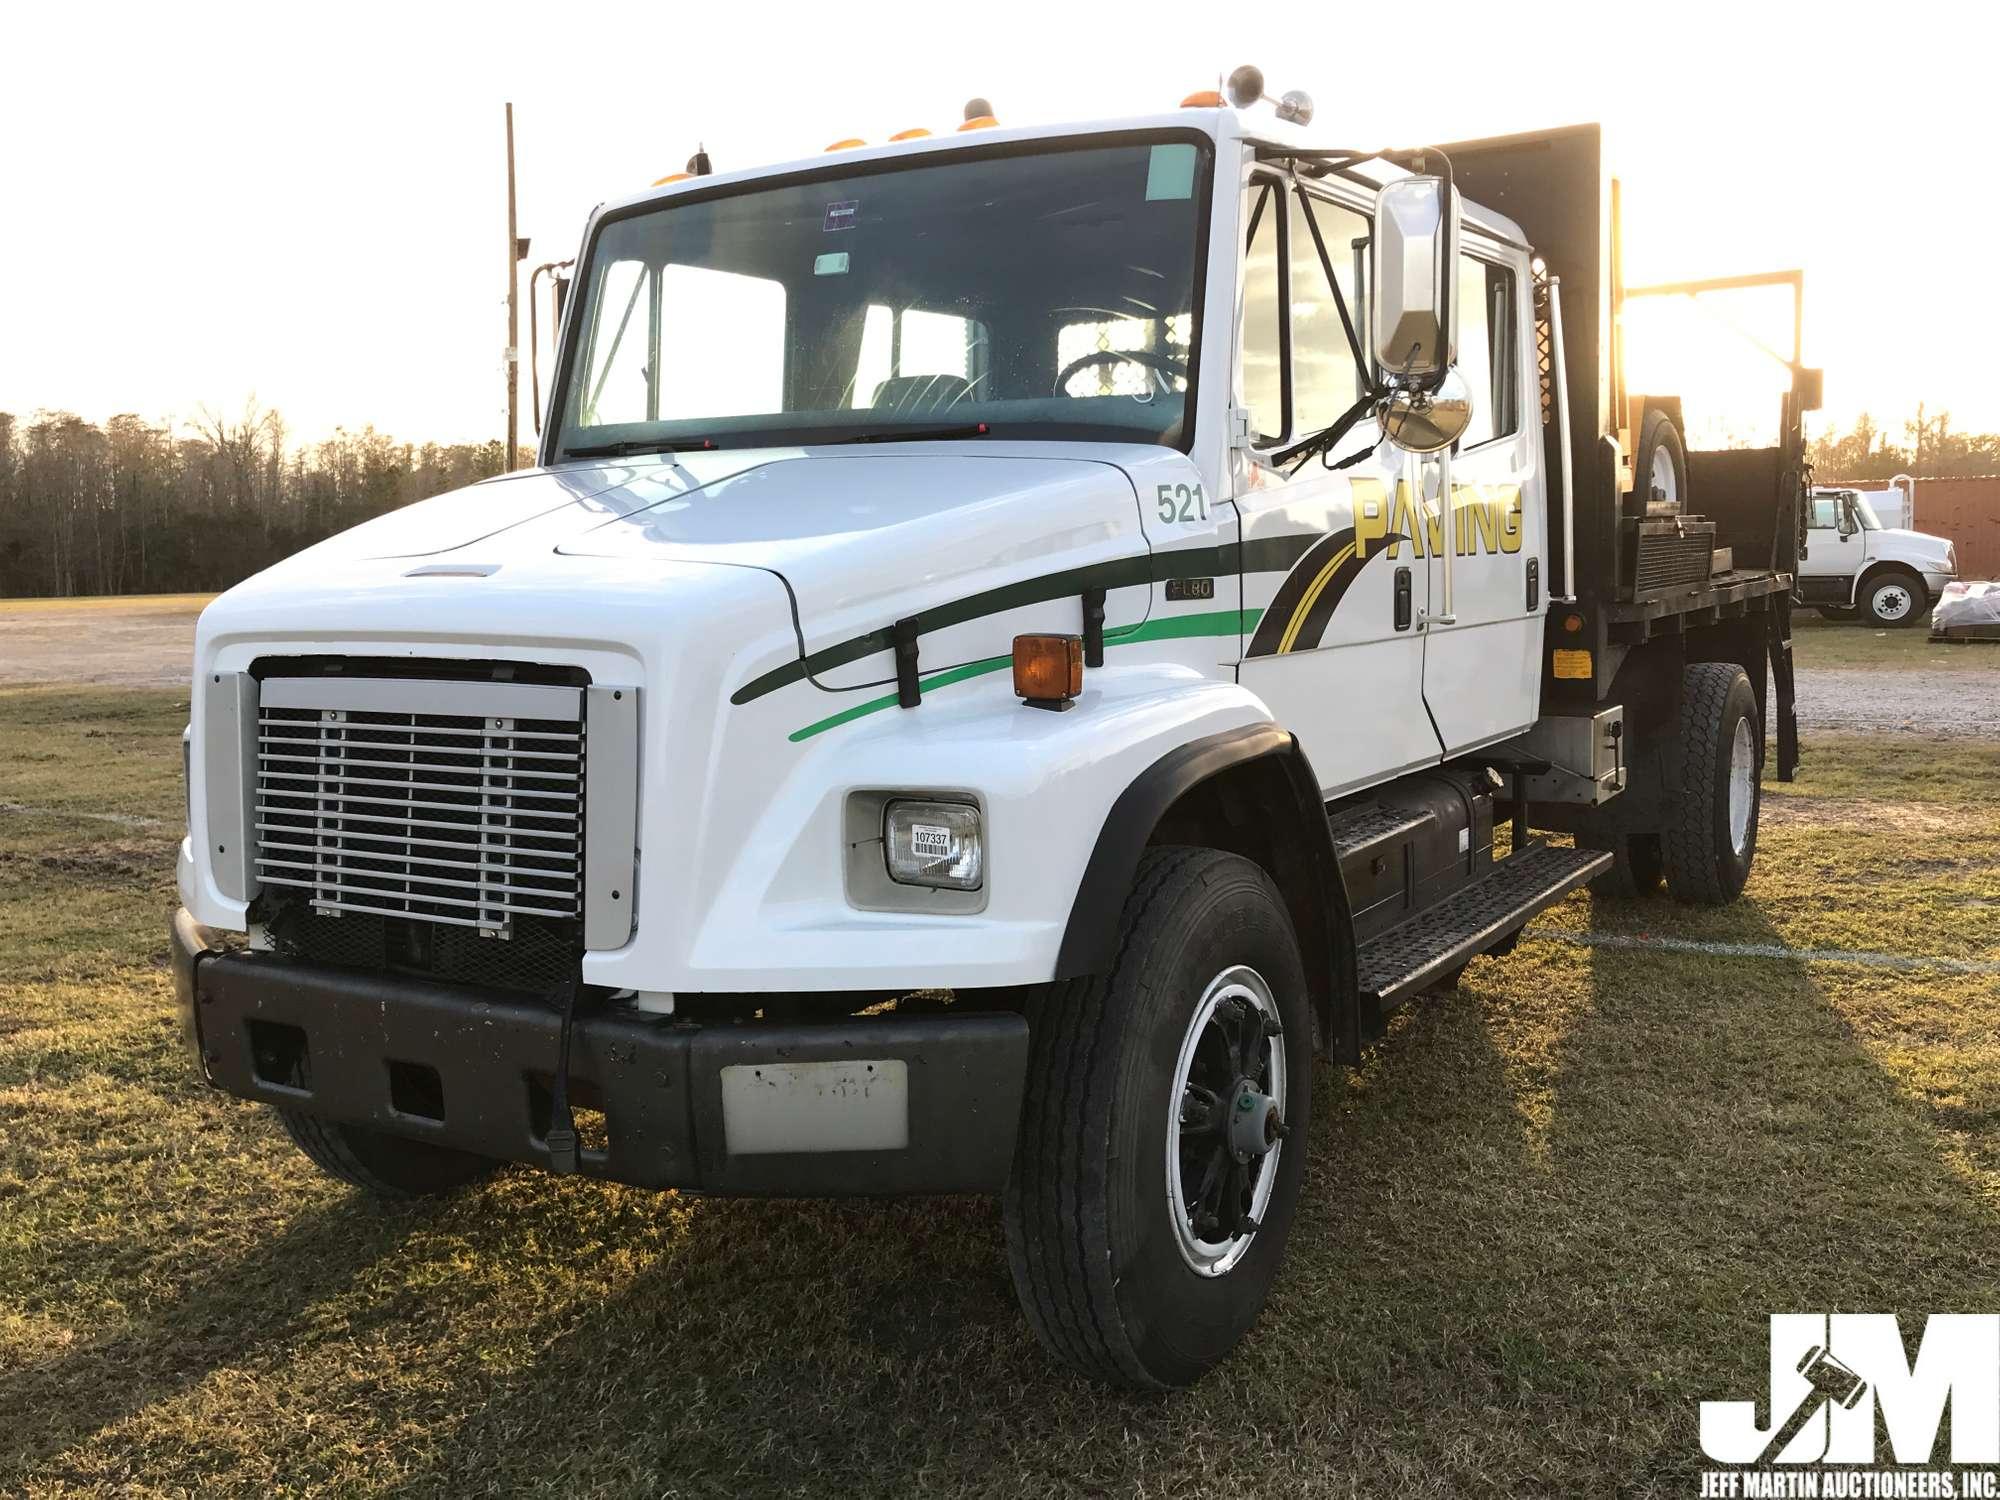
<box><xmin>884</xmin><ymin>800</ymin><xmax>983</xmax><ymax>890</ymax></box>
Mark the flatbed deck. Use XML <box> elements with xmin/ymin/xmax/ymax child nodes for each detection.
<box><xmin>1605</xmin><ymin>570</ymin><xmax>1794</xmax><ymax>643</ymax></box>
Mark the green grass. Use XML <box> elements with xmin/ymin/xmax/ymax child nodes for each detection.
<box><xmin>3</xmin><ymin>687</ymin><xmax>1999</xmax><ymax>1495</ymax></box>
<box><xmin>1792</xmin><ymin>610</ymin><xmax>1997</xmax><ymax>670</ymax></box>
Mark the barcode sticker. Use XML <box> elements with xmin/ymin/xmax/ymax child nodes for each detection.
<box><xmin>910</xmin><ymin>823</ymin><xmax>952</xmax><ymax>861</ymax></box>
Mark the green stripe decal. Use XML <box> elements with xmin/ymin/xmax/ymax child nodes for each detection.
<box><xmin>786</xmin><ymin>608</ymin><xmax>1261</xmax><ymax>742</ymax></box>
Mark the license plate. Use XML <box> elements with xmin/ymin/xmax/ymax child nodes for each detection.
<box><xmin>719</xmin><ymin>1058</ymin><xmax>910</xmax><ymax>1155</ymax></box>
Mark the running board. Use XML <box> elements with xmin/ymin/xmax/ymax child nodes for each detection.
<box><xmin>1354</xmin><ymin>843</ymin><xmax>1612</xmax><ymax>1008</ymax></box>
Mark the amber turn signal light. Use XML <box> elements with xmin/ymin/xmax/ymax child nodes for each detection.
<box><xmin>1013</xmin><ymin>634</ymin><xmax>1083</xmax><ymax>710</ymax></box>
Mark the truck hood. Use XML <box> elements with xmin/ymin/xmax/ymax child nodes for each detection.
<box><xmin>1877</xmin><ymin>527</ymin><xmax>1955</xmax><ymax>567</ymax></box>
<box><xmin>236</xmin><ymin>447</ymin><xmax>1155</xmax><ymax>696</ymax></box>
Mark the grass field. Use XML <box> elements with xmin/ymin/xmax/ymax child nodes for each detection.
<box><xmin>1791</xmin><ymin>609</ymin><xmax>1996</xmax><ymax>670</ymax></box>
<box><xmin>3</xmin><ymin>673</ymin><xmax>1999</xmax><ymax>1496</ymax></box>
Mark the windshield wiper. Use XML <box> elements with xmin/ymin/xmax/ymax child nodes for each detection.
<box><xmin>562</xmin><ymin>437</ymin><xmax>718</xmax><ymax>459</ymax></box>
<box><xmin>830</xmin><ymin>422</ymin><xmax>992</xmax><ymax>445</ymax></box>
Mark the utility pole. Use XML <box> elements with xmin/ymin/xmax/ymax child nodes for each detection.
<box><xmin>505</xmin><ymin>102</ymin><xmax>520</xmax><ymax>471</ymax></box>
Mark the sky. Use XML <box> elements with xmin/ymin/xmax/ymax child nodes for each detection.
<box><xmin>3</xmin><ymin>0</ymin><xmax>1995</xmax><ymax>450</ymax></box>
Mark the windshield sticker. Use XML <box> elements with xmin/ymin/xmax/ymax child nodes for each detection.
<box><xmin>1145</xmin><ymin>143</ymin><xmax>1197</xmax><ymax>202</ymax></box>
<box><xmin>814</xmin><ymin>251</ymin><xmax>850</xmax><ymax>276</ymax></box>
<box><xmin>823</xmin><ymin>199</ymin><xmax>859</xmax><ymax>231</ymax></box>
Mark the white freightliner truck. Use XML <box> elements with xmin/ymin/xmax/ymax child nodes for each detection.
<box><xmin>172</xmin><ymin>78</ymin><xmax>1811</xmax><ymax>1388</ymax></box>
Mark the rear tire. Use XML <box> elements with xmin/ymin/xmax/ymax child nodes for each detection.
<box><xmin>1861</xmin><ymin>568</ymin><xmax>1926</xmax><ymax>628</ymax></box>
<box><xmin>1661</xmin><ymin>663</ymin><xmax>1761</xmax><ymax>905</ymax></box>
<box><xmin>1003</xmin><ymin>847</ymin><xmax>1313</xmax><ymax>1389</ymax></box>
<box><xmin>278</xmin><ymin>1110</ymin><xmax>499</xmax><ymax>1198</ymax></box>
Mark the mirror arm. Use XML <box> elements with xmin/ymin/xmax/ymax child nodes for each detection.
<box><xmin>1434</xmin><ymin>445</ymin><xmax>1457</xmax><ymax>625</ymax></box>
<box><xmin>1273</xmin><ymin>390</ymin><xmax>1378</xmax><ymax>475</ymax></box>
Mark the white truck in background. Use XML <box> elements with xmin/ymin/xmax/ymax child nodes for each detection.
<box><xmin>171</xmin><ymin>77</ymin><xmax>1813</xmax><ymax>1388</ymax></box>
<box><xmin>1798</xmin><ymin>483</ymin><xmax>1958</xmax><ymax>626</ymax></box>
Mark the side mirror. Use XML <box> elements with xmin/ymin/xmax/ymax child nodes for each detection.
<box><xmin>1371</xmin><ymin>175</ymin><xmax>1460</xmax><ymax>380</ymax></box>
<box><xmin>1379</xmin><ymin>367</ymin><xmax>1474</xmax><ymax>454</ymax></box>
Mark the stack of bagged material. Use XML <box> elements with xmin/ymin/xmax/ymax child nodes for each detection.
<box><xmin>1931</xmin><ymin>580</ymin><xmax>2000</xmax><ymax>642</ymax></box>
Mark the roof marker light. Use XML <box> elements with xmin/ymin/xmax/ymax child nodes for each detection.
<box><xmin>959</xmin><ymin>97</ymin><xmax>997</xmax><ymax>131</ymax></box>
<box><xmin>1180</xmin><ymin>90</ymin><xmax>1224</xmax><ymax>107</ymax></box>
<box><xmin>652</xmin><ymin>171</ymin><xmax>692</xmax><ymax>186</ymax></box>
<box><xmin>889</xmin><ymin>127</ymin><xmax>932</xmax><ymax>141</ymax></box>
<box><xmin>825</xmin><ymin>137</ymin><xmax>866</xmax><ymax>152</ymax></box>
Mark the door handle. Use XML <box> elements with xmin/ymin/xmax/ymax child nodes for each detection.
<box><xmin>1394</xmin><ymin>567</ymin><xmax>1413</xmax><ymax>632</ymax></box>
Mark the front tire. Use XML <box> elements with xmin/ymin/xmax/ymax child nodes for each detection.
<box><xmin>279</xmin><ymin>1110</ymin><xmax>500</xmax><ymax>1198</ymax></box>
<box><xmin>1661</xmin><ymin>663</ymin><xmax>1761</xmax><ymax>905</ymax></box>
<box><xmin>1861</xmin><ymin>568</ymin><xmax>1926</xmax><ymax>628</ymax></box>
<box><xmin>1003</xmin><ymin>847</ymin><xmax>1313</xmax><ymax>1389</ymax></box>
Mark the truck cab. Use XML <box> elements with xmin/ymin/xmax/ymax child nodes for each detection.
<box><xmin>170</xmin><ymin>86</ymin><xmax>1806</xmax><ymax>1390</ymax></box>
<box><xmin>1798</xmin><ymin>485</ymin><xmax>1957</xmax><ymax>626</ymax></box>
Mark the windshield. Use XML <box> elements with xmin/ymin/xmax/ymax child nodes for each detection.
<box><xmin>552</xmin><ymin>135</ymin><xmax>1210</xmax><ymax>458</ymax></box>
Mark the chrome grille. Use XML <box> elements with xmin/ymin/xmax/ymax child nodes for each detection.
<box><xmin>251</xmin><ymin>677</ymin><xmax>586</xmax><ymax>935</ymax></box>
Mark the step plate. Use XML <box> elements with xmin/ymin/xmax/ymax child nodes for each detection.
<box><xmin>1355</xmin><ymin>843</ymin><xmax>1612</xmax><ymax>1006</ymax></box>
<box><xmin>1328</xmin><ymin>804</ymin><xmax>1430</xmax><ymax>860</ymax></box>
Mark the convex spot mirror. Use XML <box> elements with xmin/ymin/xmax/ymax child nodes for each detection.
<box><xmin>1371</xmin><ymin>175</ymin><xmax>1460</xmax><ymax>380</ymax></box>
<box><xmin>1379</xmin><ymin>367</ymin><xmax>1473</xmax><ymax>454</ymax></box>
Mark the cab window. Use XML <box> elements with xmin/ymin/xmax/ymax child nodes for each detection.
<box><xmin>1289</xmin><ymin>191</ymin><xmax>1370</xmax><ymax>433</ymax></box>
<box><xmin>1810</xmin><ymin>495</ymin><xmax>1843</xmax><ymax>530</ymax></box>
<box><xmin>1241</xmin><ymin>179</ymin><xmax>1286</xmax><ymax>442</ymax></box>
<box><xmin>1457</xmin><ymin>253</ymin><xmax>1519</xmax><ymax>448</ymax></box>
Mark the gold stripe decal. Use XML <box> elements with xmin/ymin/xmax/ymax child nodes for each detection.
<box><xmin>1276</xmin><ymin>542</ymin><xmax>1355</xmax><ymax>654</ymax></box>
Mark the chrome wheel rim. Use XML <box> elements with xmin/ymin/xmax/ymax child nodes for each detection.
<box><xmin>1166</xmin><ymin>965</ymin><xmax>1287</xmax><ymax>1277</ymax></box>
<box><xmin>1650</xmin><ymin>445</ymin><xmax>1679</xmax><ymax>505</ymax></box>
<box><xmin>1728</xmin><ymin>717</ymin><xmax>1756</xmax><ymax>856</ymax></box>
<box><xmin>1873</xmin><ymin>582</ymin><xmax>1913</xmax><ymax>621</ymax></box>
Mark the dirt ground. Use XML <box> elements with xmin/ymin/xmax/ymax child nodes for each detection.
<box><xmin>1788</xmin><ymin>614</ymin><xmax>2000</xmax><ymax>737</ymax></box>
<box><xmin>0</xmin><ymin>596</ymin><xmax>210</xmax><ymax>689</ymax></box>
<box><xmin>6</xmin><ymin>595</ymin><xmax>1998</xmax><ymax>729</ymax></box>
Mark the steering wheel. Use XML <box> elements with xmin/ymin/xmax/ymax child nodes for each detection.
<box><xmin>1053</xmin><ymin>348</ymin><xmax>1188</xmax><ymax>399</ymax></box>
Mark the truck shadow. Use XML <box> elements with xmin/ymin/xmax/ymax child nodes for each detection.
<box><xmin>21</xmin><ymin>892</ymin><xmax>1994</xmax><ymax>1494</ymax></box>
<box><xmin>0</xmin><ymin>1195</ymin><xmax>434</xmax><ymax>1483</ymax></box>
<box><xmin>376</xmin><ymin>903</ymin><xmax>1999</xmax><ymax>1494</ymax></box>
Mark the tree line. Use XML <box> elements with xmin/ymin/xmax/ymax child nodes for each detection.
<box><xmin>1806</xmin><ymin>405</ymin><xmax>2000</xmax><ymax>484</ymax></box>
<box><xmin>0</xmin><ymin>401</ymin><xmax>1991</xmax><ymax>601</ymax></box>
<box><xmin>0</xmin><ymin>404</ymin><xmax>524</xmax><ymax>600</ymax></box>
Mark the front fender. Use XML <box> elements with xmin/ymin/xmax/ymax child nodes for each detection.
<box><xmin>658</xmin><ymin>663</ymin><xmax>1276</xmax><ymax>992</ymax></box>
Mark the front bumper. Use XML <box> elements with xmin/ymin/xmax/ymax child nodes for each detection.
<box><xmin>170</xmin><ymin>911</ymin><xmax>1028</xmax><ymax>1195</ymax></box>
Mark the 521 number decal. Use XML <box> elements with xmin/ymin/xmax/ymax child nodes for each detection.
<box><xmin>1156</xmin><ymin>482</ymin><xmax>1209</xmax><ymax>524</ymax></box>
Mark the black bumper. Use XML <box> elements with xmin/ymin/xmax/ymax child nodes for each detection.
<box><xmin>170</xmin><ymin>911</ymin><xmax>1028</xmax><ymax>1195</ymax></box>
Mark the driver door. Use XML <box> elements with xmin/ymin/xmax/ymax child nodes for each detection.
<box><xmin>1229</xmin><ymin>174</ymin><xmax>1442</xmax><ymax>798</ymax></box>
<box><xmin>1797</xmin><ymin>491</ymin><xmax>1856</xmax><ymax>605</ymax></box>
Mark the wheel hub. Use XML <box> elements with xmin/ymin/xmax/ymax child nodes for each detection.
<box><xmin>1728</xmin><ymin>716</ymin><xmax>1756</xmax><ymax>857</ymax></box>
<box><xmin>1166</xmin><ymin>968</ymin><xmax>1288</xmax><ymax>1277</ymax></box>
<box><xmin>1227</xmin><ymin>1082</ymin><xmax>1283</xmax><ymax>1159</ymax></box>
